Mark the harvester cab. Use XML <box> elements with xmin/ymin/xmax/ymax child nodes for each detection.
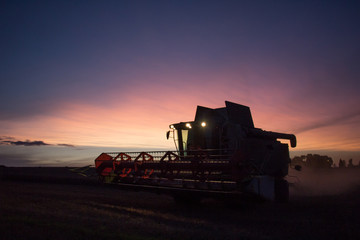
<box><xmin>169</xmin><ymin>101</ymin><xmax>296</xmax><ymax>178</ymax></box>
<box><xmin>95</xmin><ymin>101</ymin><xmax>296</xmax><ymax>202</ymax></box>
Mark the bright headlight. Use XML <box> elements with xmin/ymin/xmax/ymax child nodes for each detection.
<box><xmin>201</xmin><ymin>122</ymin><xmax>206</xmax><ymax>127</ymax></box>
<box><xmin>185</xmin><ymin>123</ymin><xmax>192</xmax><ymax>129</ymax></box>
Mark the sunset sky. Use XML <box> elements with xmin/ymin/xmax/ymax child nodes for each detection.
<box><xmin>1</xmin><ymin>1</ymin><xmax>359</xmax><ymax>166</ymax></box>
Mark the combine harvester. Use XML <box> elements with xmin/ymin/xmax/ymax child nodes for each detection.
<box><xmin>95</xmin><ymin>101</ymin><xmax>296</xmax><ymax>202</ymax></box>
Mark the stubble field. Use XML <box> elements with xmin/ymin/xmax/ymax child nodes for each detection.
<box><xmin>0</xmin><ymin>167</ymin><xmax>359</xmax><ymax>240</ymax></box>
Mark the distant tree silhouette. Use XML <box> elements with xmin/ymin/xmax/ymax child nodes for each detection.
<box><xmin>339</xmin><ymin>159</ymin><xmax>346</xmax><ymax>168</ymax></box>
<box><xmin>348</xmin><ymin>159</ymin><xmax>354</xmax><ymax>168</ymax></box>
<box><xmin>306</xmin><ymin>154</ymin><xmax>333</xmax><ymax>168</ymax></box>
<box><xmin>291</xmin><ymin>154</ymin><xmax>333</xmax><ymax>168</ymax></box>
<box><xmin>291</xmin><ymin>155</ymin><xmax>306</xmax><ymax>167</ymax></box>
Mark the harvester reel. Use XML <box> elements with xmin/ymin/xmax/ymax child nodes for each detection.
<box><xmin>134</xmin><ymin>152</ymin><xmax>155</xmax><ymax>179</ymax></box>
<box><xmin>114</xmin><ymin>153</ymin><xmax>133</xmax><ymax>178</ymax></box>
<box><xmin>160</xmin><ymin>151</ymin><xmax>181</xmax><ymax>180</ymax></box>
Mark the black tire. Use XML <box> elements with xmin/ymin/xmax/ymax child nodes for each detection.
<box><xmin>173</xmin><ymin>193</ymin><xmax>202</xmax><ymax>205</ymax></box>
<box><xmin>98</xmin><ymin>175</ymin><xmax>105</xmax><ymax>183</ymax></box>
<box><xmin>275</xmin><ymin>178</ymin><xmax>289</xmax><ymax>203</ymax></box>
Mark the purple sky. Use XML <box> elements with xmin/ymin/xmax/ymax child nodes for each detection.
<box><xmin>1</xmin><ymin>1</ymin><xmax>359</xmax><ymax>166</ymax></box>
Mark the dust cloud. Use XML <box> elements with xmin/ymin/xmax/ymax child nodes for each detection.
<box><xmin>287</xmin><ymin>167</ymin><xmax>360</xmax><ymax>197</ymax></box>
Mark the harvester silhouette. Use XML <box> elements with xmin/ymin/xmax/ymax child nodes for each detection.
<box><xmin>95</xmin><ymin>101</ymin><xmax>296</xmax><ymax>202</ymax></box>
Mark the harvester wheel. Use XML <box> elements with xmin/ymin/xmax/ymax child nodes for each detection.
<box><xmin>275</xmin><ymin>179</ymin><xmax>289</xmax><ymax>203</ymax></box>
<box><xmin>98</xmin><ymin>175</ymin><xmax>105</xmax><ymax>183</ymax></box>
<box><xmin>173</xmin><ymin>193</ymin><xmax>202</xmax><ymax>205</ymax></box>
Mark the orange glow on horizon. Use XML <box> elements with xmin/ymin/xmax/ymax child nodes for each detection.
<box><xmin>1</xmin><ymin>96</ymin><xmax>359</xmax><ymax>152</ymax></box>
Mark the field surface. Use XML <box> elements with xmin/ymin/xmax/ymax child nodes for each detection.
<box><xmin>0</xmin><ymin>167</ymin><xmax>359</xmax><ymax>240</ymax></box>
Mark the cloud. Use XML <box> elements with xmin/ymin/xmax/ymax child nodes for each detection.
<box><xmin>3</xmin><ymin>140</ymin><xmax>50</xmax><ymax>146</ymax></box>
<box><xmin>57</xmin><ymin>143</ymin><xmax>75</xmax><ymax>147</ymax></box>
<box><xmin>0</xmin><ymin>136</ymin><xmax>15</xmax><ymax>141</ymax></box>
<box><xmin>295</xmin><ymin>110</ymin><xmax>360</xmax><ymax>134</ymax></box>
<box><xmin>0</xmin><ymin>136</ymin><xmax>75</xmax><ymax>147</ymax></box>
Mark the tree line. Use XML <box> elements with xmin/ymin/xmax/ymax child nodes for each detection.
<box><xmin>291</xmin><ymin>154</ymin><xmax>359</xmax><ymax>168</ymax></box>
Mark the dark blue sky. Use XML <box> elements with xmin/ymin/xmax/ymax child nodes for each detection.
<box><xmin>1</xmin><ymin>0</ymin><xmax>360</xmax><ymax>166</ymax></box>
